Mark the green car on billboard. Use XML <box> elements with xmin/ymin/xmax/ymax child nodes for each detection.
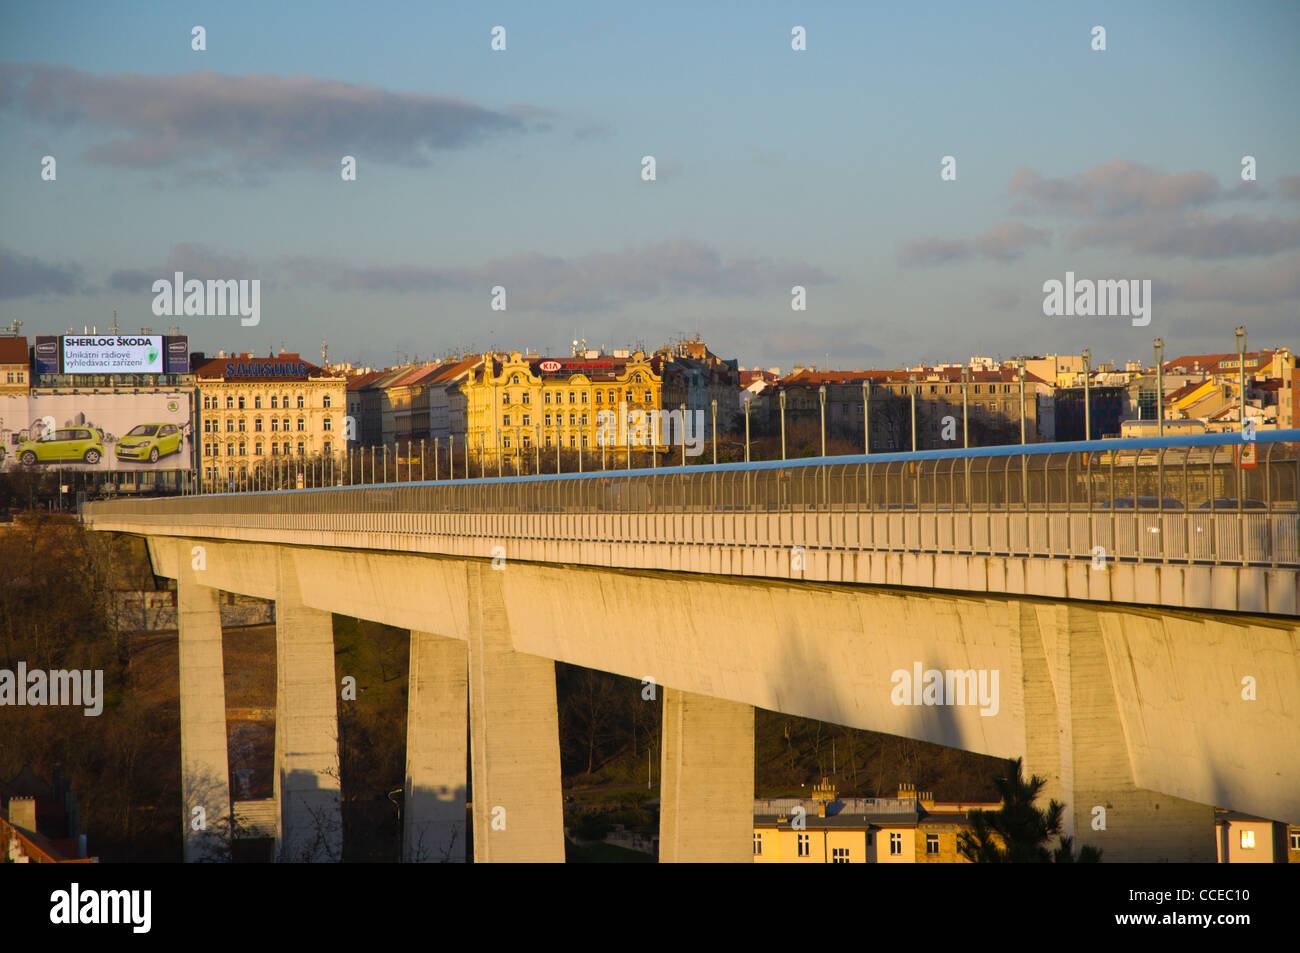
<box><xmin>16</xmin><ymin>427</ymin><xmax>105</xmax><ymax>465</ymax></box>
<box><xmin>115</xmin><ymin>423</ymin><xmax>182</xmax><ymax>463</ymax></box>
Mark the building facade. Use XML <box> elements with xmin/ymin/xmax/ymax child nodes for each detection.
<box><xmin>194</xmin><ymin>352</ymin><xmax>345</xmax><ymax>491</ymax></box>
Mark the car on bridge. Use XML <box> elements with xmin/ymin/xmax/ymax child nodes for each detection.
<box><xmin>1098</xmin><ymin>496</ymin><xmax>1184</xmax><ymax>509</ymax></box>
<box><xmin>1197</xmin><ymin>498</ymin><xmax>1267</xmax><ymax>510</ymax></box>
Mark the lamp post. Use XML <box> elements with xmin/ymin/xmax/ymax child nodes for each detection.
<box><xmin>680</xmin><ymin>403</ymin><xmax>687</xmax><ymax>466</ymax></box>
<box><xmin>779</xmin><ymin>390</ymin><xmax>787</xmax><ymax>460</ymax></box>
<box><xmin>862</xmin><ymin>379</ymin><xmax>870</xmax><ymax>454</ymax></box>
<box><xmin>818</xmin><ymin>384</ymin><xmax>827</xmax><ymax>457</ymax></box>
<box><xmin>1153</xmin><ymin>338</ymin><xmax>1164</xmax><ymax>438</ymax></box>
<box><xmin>1235</xmin><ymin>326</ymin><xmax>1247</xmax><ymax>427</ymax></box>
<box><xmin>909</xmin><ymin>374</ymin><xmax>917</xmax><ymax>452</ymax></box>
<box><xmin>1018</xmin><ymin>361</ymin><xmax>1026</xmax><ymax>445</ymax></box>
<box><xmin>711</xmin><ymin>399</ymin><xmax>717</xmax><ymax>465</ymax></box>
<box><xmin>535</xmin><ymin>423</ymin><xmax>541</xmax><ymax>474</ymax></box>
<box><xmin>961</xmin><ymin>366</ymin><xmax>969</xmax><ymax>448</ymax></box>
<box><xmin>1081</xmin><ymin>348</ymin><xmax>1092</xmax><ymax>441</ymax></box>
<box><xmin>744</xmin><ymin>393</ymin><xmax>751</xmax><ymax>462</ymax></box>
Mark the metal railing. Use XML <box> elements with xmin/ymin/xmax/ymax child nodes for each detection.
<box><xmin>85</xmin><ymin>431</ymin><xmax>1300</xmax><ymax>568</ymax></box>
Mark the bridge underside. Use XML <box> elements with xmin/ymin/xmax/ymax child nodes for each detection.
<box><xmin>148</xmin><ymin>534</ymin><xmax>1298</xmax><ymax>862</ymax></box>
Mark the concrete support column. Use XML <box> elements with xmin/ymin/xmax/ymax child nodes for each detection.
<box><xmin>659</xmin><ymin>688</ymin><xmax>754</xmax><ymax>863</ymax></box>
<box><xmin>404</xmin><ymin>631</ymin><xmax>468</xmax><ymax>862</ymax></box>
<box><xmin>274</xmin><ymin>552</ymin><xmax>342</xmax><ymax>862</ymax></box>
<box><xmin>177</xmin><ymin>551</ymin><xmax>232</xmax><ymax>862</ymax></box>
<box><xmin>466</xmin><ymin>564</ymin><xmax>565</xmax><ymax>862</ymax></box>
<box><xmin>1018</xmin><ymin>603</ymin><xmax>1213</xmax><ymax>862</ymax></box>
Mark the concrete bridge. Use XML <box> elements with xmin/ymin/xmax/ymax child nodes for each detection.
<box><xmin>82</xmin><ymin>431</ymin><xmax>1300</xmax><ymax>862</ymax></box>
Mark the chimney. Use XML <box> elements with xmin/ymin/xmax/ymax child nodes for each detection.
<box><xmin>8</xmin><ymin>796</ymin><xmax>37</xmax><ymax>833</ymax></box>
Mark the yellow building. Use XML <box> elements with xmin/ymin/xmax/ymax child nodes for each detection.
<box><xmin>463</xmin><ymin>350</ymin><xmax>666</xmax><ymax>468</ymax></box>
<box><xmin>0</xmin><ymin>335</ymin><xmax>30</xmax><ymax>396</ymax></box>
<box><xmin>753</xmin><ymin>781</ymin><xmax>999</xmax><ymax>864</ymax></box>
<box><xmin>194</xmin><ymin>351</ymin><xmax>345</xmax><ymax>490</ymax></box>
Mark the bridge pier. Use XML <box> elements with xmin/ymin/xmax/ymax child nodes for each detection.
<box><xmin>466</xmin><ymin>564</ymin><xmax>565</xmax><ymax>862</ymax></box>
<box><xmin>404</xmin><ymin>630</ymin><xmax>468</xmax><ymax>862</ymax></box>
<box><xmin>177</xmin><ymin>554</ymin><xmax>232</xmax><ymax>862</ymax></box>
<box><xmin>273</xmin><ymin>554</ymin><xmax>343</xmax><ymax>862</ymax></box>
<box><xmin>659</xmin><ymin>689</ymin><xmax>754</xmax><ymax>862</ymax></box>
<box><xmin>1019</xmin><ymin>602</ymin><xmax>1215</xmax><ymax>862</ymax></box>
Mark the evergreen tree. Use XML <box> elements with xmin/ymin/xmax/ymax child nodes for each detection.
<box><xmin>957</xmin><ymin>757</ymin><xmax>1102</xmax><ymax>862</ymax></box>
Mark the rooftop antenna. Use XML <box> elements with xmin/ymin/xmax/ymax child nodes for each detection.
<box><xmin>321</xmin><ymin>338</ymin><xmax>328</xmax><ymax>367</ymax></box>
<box><xmin>1</xmin><ymin>319</ymin><xmax>20</xmax><ymax>336</ymax></box>
<box><xmin>111</xmin><ymin>309</ymin><xmax>119</xmax><ymax>334</ymax></box>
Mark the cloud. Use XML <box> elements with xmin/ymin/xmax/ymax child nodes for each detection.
<box><xmin>898</xmin><ymin>222</ymin><xmax>1050</xmax><ymax>267</ymax></box>
<box><xmin>0</xmin><ymin>64</ymin><xmax>538</xmax><ymax>174</ymax></box>
<box><xmin>108</xmin><ymin>243</ymin><xmax>258</xmax><ymax>293</ymax></box>
<box><xmin>281</xmin><ymin>239</ymin><xmax>832</xmax><ymax>311</ymax></box>
<box><xmin>1009</xmin><ymin>160</ymin><xmax>1220</xmax><ymax>217</ymax></box>
<box><xmin>0</xmin><ymin>248</ymin><xmax>85</xmax><ymax>298</ymax></box>
<box><xmin>1159</xmin><ymin>255</ymin><xmax>1300</xmax><ymax>306</ymax></box>
<box><xmin>1069</xmin><ymin>213</ymin><xmax>1300</xmax><ymax>259</ymax></box>
<box><xmin>1279</xmin><ymin>176</ymin><xmax>1300</xmax><ymax>200</ymax></box>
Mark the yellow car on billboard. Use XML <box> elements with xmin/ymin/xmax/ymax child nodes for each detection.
<box><xmin>115</xmin><ymin>422</ymin><xmax>183</xmax><ymax>463</ymax></box>
<box><xmin>16</xmin><ymin>427</ymin><xmax>105</xmax><ymax>465</ymax></box>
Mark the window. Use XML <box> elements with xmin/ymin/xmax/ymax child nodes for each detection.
<box><xmin>644</xmin><ymin>391</ymin><xmax>652</xmax><ymax>402</ymax></box>
<box><xmin>1240</xmin><ymin>830</ymin><xmax>1256</xmax><ymax>849</ymax></box>
<box><xmin>238</xmin><ymin>418</ymin><xmax>246</xmax><ymax>432</ymax></box>
<box><xmin>595</xmin><ymin>391</ymin><xmax>602</xmax><ymax>404</ymax></box>
<box><xmin>889</xmin><ymin>833</ymin><xmax>902</xmax><ymax>855</ymax></box>
<box><xmin>545</xmin><ymin>414</ymin><xmax>552</xmax><ymax>427</ymax></box>
<box><xmin>522</xmin><ymin>414</ymin><xmax>530</xmax><ymax>426</ymax></box>
<box><xmin>608</xmin><ymin>389</ymin><xmax>615</xmax><ymax>403</ymax></box>
<box><xmin>297</xmin><ymin>418</ymin><xmax>305</xmax><ymax>432</ymax></box>
<box><xmin>204</xmin><ymin>420</ymin><xmax>211</xmax><ymax>433</ymax></box>
<box><xmin>271</xmin><ymin>396</ymin><xmax>278</xmax><ymax>409</ymax></box>
<box><xmin>503</xmin><ymin>393</ymin><xmax>511</xmax><ymax>405</ymax></box>
<box><xmin>545</xmin><ymin>435</ymin><xmax>552</xmax><ymax>447</ymax></box>
<box><xmin>511</xmin><ymin>374</ymin><xmax>520</xmax><ymax>384</ymax></box>
<box><xmin>832</xmin><ymin>848</ymin><xmax>850</xmax><ymax>863</ymax></box>
<box><xmin>926</xmin><ymin>834</ymin><xmax>939</xmax><ymax>855</ymax></box>
<box><xmin>323</xmin><ymin>417</ymin><xmax>332</xmax><ymax>431</ymax></box>
<box><xmin>270</xmin><ymin>444</ymin><xmax>278</xmax><ymax>456</ymax></box>
<box><xmin>569</xmin><ymin>391</ymin><xmax>576</xmax><ymax>404</ymax></box>
<box><xmin>634</xmin><ymin>373</ymin><xmax>643</xmax><ymax>383</ymax></box>
<box><xmin>569</xmin><ymin>413</ymin><xmax>576</xmax><ymax>426</ymax></box>
<box><xmin>255</xmin><ymin>418</ymin><xmax>263</xmax><ymax>432</ymax></box>
<box><xmin>226</xmin><ymin>419</ymin><xmax>234</xmax><ymax>432</ymax></box>
<box><xmin>296</xmin><ymin>442</ymin><xmax>305</xmax><ymax>455</ymax></box>
<box><xmin>323</xmin><ymin>394</ymin><xmax>331</xmax><ymax>408</ymax></box>
<box><xmin>238</xmin><ymin>396</ymin><xmax>245</xmax><ymax>409</ymax></box>
<box><xmin>226</xmin><ymin>396</ymin><xmax>234</xmax><ymax>409</ymax></box>
<box><xmin>753</xmin><ymin>834</ymin><xmax>762</xmax><ymax>856</ymax></box>
<box><xmin>271</xmin><ymin>419</ymin><xmax>279</xmax><ymax>432</ymax></box>
<box><xmin>569</xmin><ymin>435</ymin><xmax>575</xmax><ymax>447</ymax></box>
<box><xmin>797</xmin><ymin>834</ymin><xmax>810</xmax><ymax>858</ymax></box>
<box><xmin>254</xmin><ymin>442</ymin><xmax>262</xmax><ymax>455</ymax></box>
<box><xmin>283</xmin><ymin>418</ymin><xmax>290</xmax><ymax>431</ymax></box>
<box><xmin>544</xmin><ymin>392</ymin><xmax>551</xmax><ymax>404</ymax></box>
<box><xmin>581</xmin><ymin>392</ymin><xmax>588</xmax><ymax>403</ymax></box>
<box><xmin>503</xmin><ymin>414</ymin><xmax>511</xmax><ymax>426</ymax></box>
<box><xmin>580</xmin><ymin>414</ymin><xmax>588</xmax><ymax>426</ymax></box>
<box><xmin>254</xmin><ymin>395</ymin><xmax>262</xmax><ymax>408</ymax></box>
<box><xmin>203</xmin><ymin>395</ymin><xmax>210</xmax><ymax>409</ymax></box>
<box><xmin>283</xmin><ymin>442</ymin><xmax>290</xmax><ymax>455</ymax></box>
<box><xmin>226</xmin><ymin>442</ymin><xmax>233</xmax><ymax>457</ymax></box>
<box><xmin>522</xmin><ymin>392</ymin><xmax>530</xmax><ymax>404</ymax></box>
<box><xmin>238</xmin><ymin>442</ymin><xmax>246</xmax><ymax>456</ymax></box>
<box><xmin>1290</xmin><ymin>831</ymin><xmax>1300</xmax><ymax>851</ymax></box>
<box><xmin>297</xmin><ymin>395</ymin><xmax>304</xmax><ymax>409</ymax></box>
<box><xmin>503</xmin><ymin>435</ymin><xmax>511</xmax><ymax>448</ymax></box>
<box><xmin>323</xmin><ymin>441</ymin><xmax>331</xmax><ymax>455</ymax></box>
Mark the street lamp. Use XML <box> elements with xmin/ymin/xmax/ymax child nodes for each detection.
<box><xmin>961</xmin><ymin>365</ymin><xmax>969</xmax><ymax>448</ymax></box>
<box><xmin>779</xmin><ymin>390</ymin><xmax>787</xmax><ymax>460</ymax></box>
<box><xmin>862</xmin><ymin>379</ymin><xmax>870</xmax><ymax>455</ymax></box>
<box><xmin>818</xmin><ymin>384</ymin><xmax>827</xmax><ymax>457</ymax></box>
<box><xmin>744</xmin><ymin>393</ymin><xmax>752</xmax><ymax>462</ymax></box>
<box><xmin>1017</xmin><ymin>360</ymin><xmax>1026</xmax><ymax>445</ymax></box>
<box><xmin>711</xmin><ymin>398</ymin><xmax>717</xmax><ymax>465</ymax></box>
<box><xmin>1081</xmin><ymin>348</ymin><xmax>1092</xmax><ymax>441</ymax></box>
<box><xmin>1235</xmin><ymin>326</ymin><xmax>1247</xmax><ymax>427</ymax></box>
<box><xmin>909</xmin><ymin>374</ymin><xmax>917</xmax><ymax>452</ymax></box>
<box><xmin>680</xmin><ymin>402</ymin><xmax>687</xmax><ymax>466</ymax></box>
<box><xmin>1153</xmin><ymin>338</ymin><xmax>1164</xmax><ymax>438</ymax></box>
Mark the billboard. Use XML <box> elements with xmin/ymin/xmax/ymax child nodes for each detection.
<box><xmin>164</xmin><ymin>335</ymin><xmax>189</xmax><ymax>374</ymax></box>
<box><xmin>61</xmin><ymin>335</ymin><xmax>163</xmax><ymax>374</ymax></box>
<box><xmin>0</xmin><ymin>392</ymin><xmax>192</xmax><ymax>472</ymax></box>
<box><xmin>34</xmin><ymin>336</ymin><xmax>60</xmax><ymax>375</ymax></box>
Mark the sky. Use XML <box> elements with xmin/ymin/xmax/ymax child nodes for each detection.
<box><xmin>1</xmin><ymin>0</ymin><xmax>1297</xmax><ymax>372</ymax></box>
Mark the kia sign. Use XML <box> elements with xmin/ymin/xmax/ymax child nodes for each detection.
<box><xmin>538</xmin><ymin>360</ymin><xmax>562</xmax><ymax>373</ymax></box>
<box><xmin>62</xmin><ymin>335</ymin><xmax>163</xmax><ymax>374</ymax></box>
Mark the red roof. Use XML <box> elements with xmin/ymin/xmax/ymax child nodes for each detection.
<box><xmin>193</xmin><ymin>352</ymin><xmax>330</xmax><ymax>382</ymax></box>
<box><xmin>1162</xmin><ymin>351</ymin><xmax>1275</xmax><ymax>375</ymax></box>
<box><xmin>0</xmin><ymin>336</ymin><xmax>28</xmax><ymax>364</ymax></box>
<box><xmin>346</xmin><ymin>370</ymin><xmax>387</xmax><ymax>391</ymax></box>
